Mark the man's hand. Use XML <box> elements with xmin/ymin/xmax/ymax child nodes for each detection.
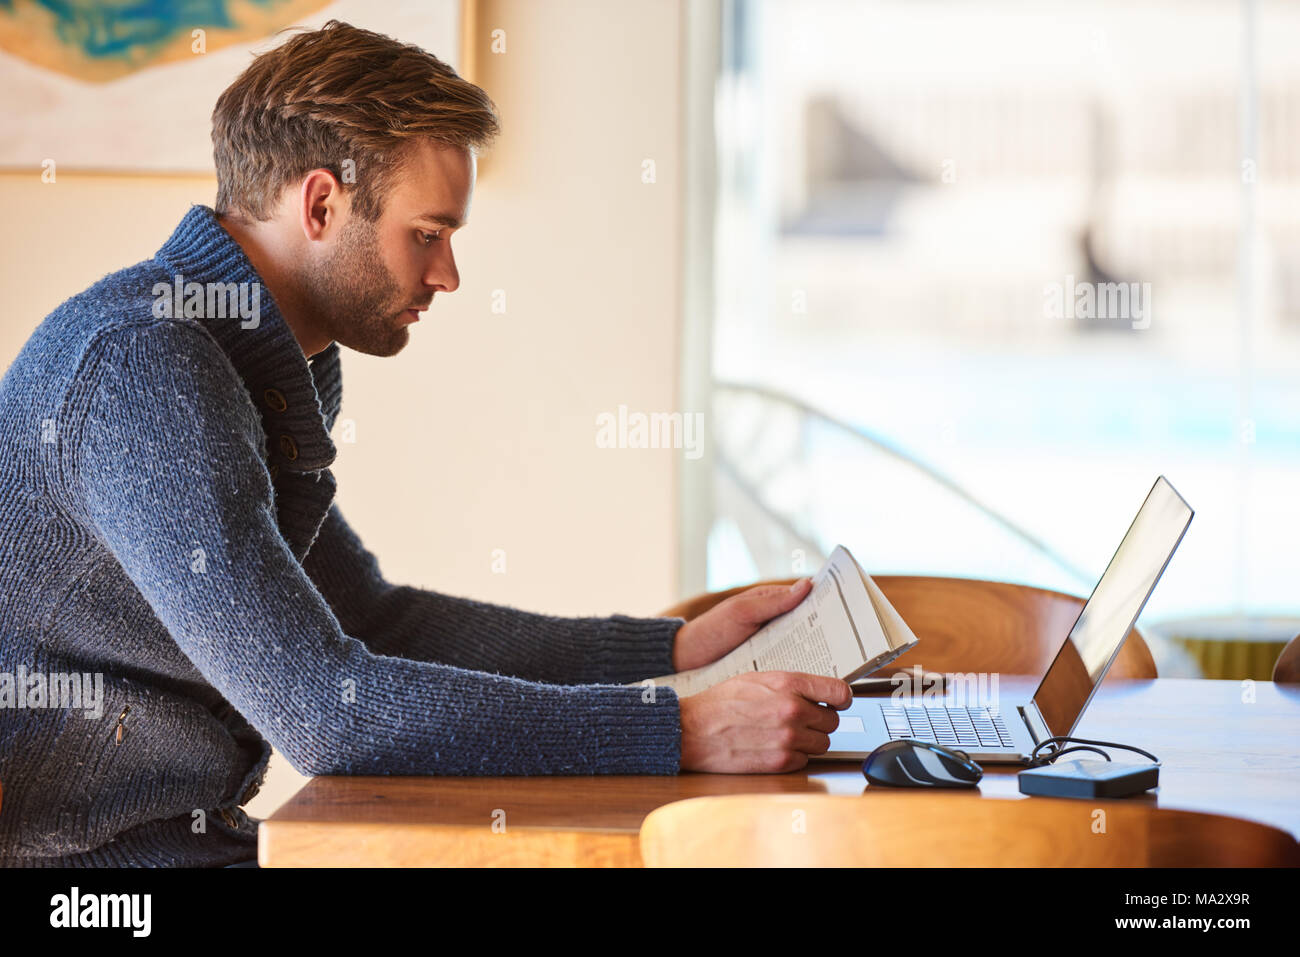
<box><xmin>671</xmin><ymin>578</ymin><xmax>812</xmax><ymax>672</ymax></box>
<box><xmin>679</xmin><ymin>671</ymin><xmax>854</xmax><ymax>773</ymax></box>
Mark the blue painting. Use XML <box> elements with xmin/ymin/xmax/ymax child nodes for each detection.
<box><xmin>0</xmin><ymin>0</ymin><xmax>334</xmax><ymax>82</ymax></box>
<box><xmin>0</xmin><ymin>0</ymin><xmax>460</xmax><ymax>171</ymax></box>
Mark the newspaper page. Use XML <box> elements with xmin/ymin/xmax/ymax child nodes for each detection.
<box><xmin>641</xmin><ymin>545</ymin><xmax>919</xmax><ymax>697</ymax></box>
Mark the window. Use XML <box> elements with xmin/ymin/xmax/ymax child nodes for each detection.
<box><xmin>691</xmin><ymin>0</ymin><xmax>1300</xmax><ymax>663</ymax></box>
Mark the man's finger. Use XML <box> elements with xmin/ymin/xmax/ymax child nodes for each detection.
<box><xmin>787</xmin><ymin>672</ymin><xmax>854</xmax><ymax>710</ymax></box>
<box><xmin>733</xmin><ymin>578</ymin><xmax>811</xmax><ymax>623</ymax></box>
<box><xmin>801</xmin><ymin>702</ymin><xmax>842</xmax><ymax>734</ymax></box>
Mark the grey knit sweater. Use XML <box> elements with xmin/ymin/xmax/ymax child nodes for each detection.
<box><xmin>0</xmin><ymin>204</ymin><xmax>685</xmax><ymax>867</ymax></box>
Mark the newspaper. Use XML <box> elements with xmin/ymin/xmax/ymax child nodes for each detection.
<box><xmin>642</xmin><ymin>545</ymin><xmax>919</xmax><ymax>697</ymax></box>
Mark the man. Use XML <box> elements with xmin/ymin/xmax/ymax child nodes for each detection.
<box><xmin>0</xmin><ymin>20</ymin><xmax>850</xmax><ymax>867</ymax></box>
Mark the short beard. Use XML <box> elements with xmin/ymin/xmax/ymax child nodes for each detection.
<box><xmin>303</xmin><ymin>214</ymin><xmax>411</xmax><ymax>358</ymax></box>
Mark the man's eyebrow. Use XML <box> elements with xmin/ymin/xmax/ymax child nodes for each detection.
<box><xmin>414</xmin><ymin>212</ymin><xmax>464</xmax><ymax>229</ymax></box>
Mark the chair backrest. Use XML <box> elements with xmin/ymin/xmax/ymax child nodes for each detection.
<box><xmin>659</xmin><ymin>575</ymin><xmax>1157</xmax><ymax>679</ymax></box>
<box><xmin>639</xmin><ymin>794</ymin><xmax>1300</xmax><ymax>867</ymax></box>
<box><xmin>1275</xmin><ymin>633</ymin><xmax>1300</xmax><ymax>683</ymax></box>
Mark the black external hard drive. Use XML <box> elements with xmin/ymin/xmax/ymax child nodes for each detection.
<box><xmin>1018</xmin><ymin>760</ymin><xmax>1160</xmax><ymax>798</ymax></box>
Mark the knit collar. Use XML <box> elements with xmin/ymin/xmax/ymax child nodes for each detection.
<box><xmin>154</xmin><ymin>204</ymin><xmax>341</xmax><ymax>474</ymax></box>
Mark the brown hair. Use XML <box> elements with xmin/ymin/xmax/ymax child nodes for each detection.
<box><xmin>212</xmin><ymin>19</ymin><xmax>499</xmax><ymax>223</ymax></box>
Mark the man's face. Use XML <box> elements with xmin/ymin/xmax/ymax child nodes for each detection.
<box><xmin>304</xmin><ymin>140</ymin><xmax>473</xmax><ymax>357</ymax></box>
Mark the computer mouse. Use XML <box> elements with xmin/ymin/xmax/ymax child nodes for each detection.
<box><xmin>861</xmin><ymin>739</ymin><xmax>984</xmax><ymax>788</ymax></box>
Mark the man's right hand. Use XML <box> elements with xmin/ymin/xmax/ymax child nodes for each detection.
<box><xmin>679</xmin><ymin>672</ymin><xmax>854</xmax><ymax>773</ymax></box>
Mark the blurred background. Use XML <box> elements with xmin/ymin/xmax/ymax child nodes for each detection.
<box><xmin>693</xmin><ymin>0</ymin><xmax>1300</xmax><ymax>684</ymax></box>
<box><xmin>2</xmin><ymin>0</ymin><xmax>1296</xmax><ymax>814</ymax></box>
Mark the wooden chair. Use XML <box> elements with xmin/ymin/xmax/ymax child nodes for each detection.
<box><xmin>639</xmin><ymin>793</ymin><xmax>1300</xmax><ymax>867</ymax></box>
<box><xmin>659</xmin><ymin>576</ymin><xmax>1157</xmax><ymax>679</ymax></box>
<box><xmin>1274</xmin><ymin>633</ymin><xmax>1300</xmax><ymax>683</ymax></box>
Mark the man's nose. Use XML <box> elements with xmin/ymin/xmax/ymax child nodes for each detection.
<box><xmin>426</xmin><ymin>247</ymin><xmax>459</xmax><ymax>294</ymax></box>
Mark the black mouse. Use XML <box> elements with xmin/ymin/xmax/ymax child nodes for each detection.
<box><xmin>862</xmin><ymin>739</ymin><xmax>983</xmax><ymax>788</ymax></box>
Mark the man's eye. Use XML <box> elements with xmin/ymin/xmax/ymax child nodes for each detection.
<box><xmin>417</xmin><ymin>230</ymin><xmax>442</xmax><ymax>246</ymax></box>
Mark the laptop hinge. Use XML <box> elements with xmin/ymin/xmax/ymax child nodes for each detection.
<box><xmin>1019</xmin><ymin>700</ymin><xmax>1052</xmax><ymax>750</ymax></box>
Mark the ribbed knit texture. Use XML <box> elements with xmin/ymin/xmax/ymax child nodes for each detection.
<box><xmin>0</xmin><ymin>205</ymin><xmax>684</xmax><ymax>867</ymax></box>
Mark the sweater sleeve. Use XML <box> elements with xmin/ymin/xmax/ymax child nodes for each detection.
<box><xmin>69</xmin><ymin>321</ymin><xmax>681</xmax><ymax>777</ymax></box>
<box><xmin>301</xmin><ymin>503</ymin><xmax>684</xmax><ymax>685</ymax></box>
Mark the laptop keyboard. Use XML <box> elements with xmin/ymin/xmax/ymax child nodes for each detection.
<box><xmin>880</xmin><ymin>703</ymin><xmax>1016</xmax><ymax>749</ymax></box>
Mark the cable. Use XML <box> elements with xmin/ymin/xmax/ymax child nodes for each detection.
<box><xmin>1025</xmin><ymin>735</ymin><xmax>1159</xmax><ymax>769</ymax></box>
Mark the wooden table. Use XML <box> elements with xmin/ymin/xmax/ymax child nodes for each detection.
<box><xmin>258</xmin><ymin>678</ymin><xmax>1300</xmax><ymax>866</ymax></box>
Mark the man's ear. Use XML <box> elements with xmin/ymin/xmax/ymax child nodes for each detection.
<box><xmin>297</xmin><ymin>169</ymin><xmax>348</xmax><ymax>243</ymax></box>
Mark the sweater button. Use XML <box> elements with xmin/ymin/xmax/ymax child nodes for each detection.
<box><xmin>263</xmin><ymin>387</ymin><xmax>288</xmax><ymax>412</ymax></box>
<box><xmin>279</xmin><ymin>434</ymin><xmax>299</xmax><ymax>460</ymax></box>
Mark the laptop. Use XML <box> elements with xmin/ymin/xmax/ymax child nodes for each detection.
<box><xmin>819</xmin><ymin>476</ymin><xmax>1194</xmax><ymax>764</ymax></box>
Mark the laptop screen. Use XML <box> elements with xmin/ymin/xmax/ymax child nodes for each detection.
<box><xmin>1031</xmin><ymin>476</ymin><xmax>1194</xmax><ymax>739</ymax></box>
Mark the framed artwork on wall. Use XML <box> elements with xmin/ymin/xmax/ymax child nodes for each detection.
<box><xmin>0</xmin><ymin>0</ymin><xmax>466</xmax><ymax>173</ymax></box>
